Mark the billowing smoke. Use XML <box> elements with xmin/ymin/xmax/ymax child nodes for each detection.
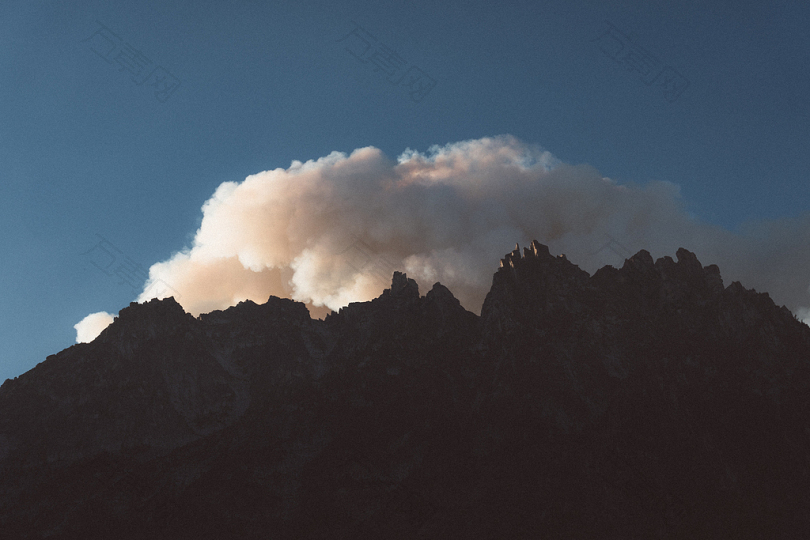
<box><xmin>75</xmin><ymin>135</ymin><xmax>810</xmax><ymax>342</ymax></box>
<box><xmin>74</xmin><ymin>311</ymin><xmax>116</xmax><ymax>343</ymax></box>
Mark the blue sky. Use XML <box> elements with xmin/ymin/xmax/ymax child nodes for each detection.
<box><xmin>2</xmin><ymin>0</ymin><xmax>809</xmax><ymax>382</ymax></box>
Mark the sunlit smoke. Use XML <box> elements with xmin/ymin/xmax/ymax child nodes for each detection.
<box><xmin>75</xmin><ymin>135</ymin><xmax>810</xmax><ymax>342</ymax></box>
<box><xmin>74</xmin><ymin>312</ymin><xmax>115</xmax><ymax>343</ymax></box>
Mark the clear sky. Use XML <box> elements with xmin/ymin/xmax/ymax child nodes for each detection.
<box><xmin>2</xmin><ymin>0</ymin><xmax>809</xmax><ymax>382</ymax></box>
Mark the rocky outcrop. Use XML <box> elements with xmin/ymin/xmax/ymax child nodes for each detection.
<box><xmin>0</xmin><ymin>242</ymin><xmax>809</xmax><ymax>539</ymax></box>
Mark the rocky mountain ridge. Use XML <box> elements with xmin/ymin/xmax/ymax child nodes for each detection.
<box><xmin>1</xmin><ymin>241</ymin><xmax>808</xmax><ymax>539</ymax></box>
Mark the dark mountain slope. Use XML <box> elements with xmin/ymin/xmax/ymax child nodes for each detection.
<box><xmin>0</xmin><ymin>242</ymin><xmax>808</xmax><ymax>539</ymax></box>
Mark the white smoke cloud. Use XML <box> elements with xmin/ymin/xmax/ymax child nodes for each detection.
<box><xmin>74</xmin><ymin>311</ymin><xmax>115</xmax><ymax>343</ymax></box>
<box><xmin>75</xmin><ymin>135</ymin><xmax>810</xmax><ymax>342</ymax></box>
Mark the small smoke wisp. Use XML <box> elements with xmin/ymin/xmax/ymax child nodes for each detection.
<box><xmin>74</xmin><ymin>312</ymin><xmax>116</xmax><ymax>343</ymax></box>
<box><xmin>75</xmin><ymin>135</ymin><xmax>810</xmax><ymax>342</ymax></box>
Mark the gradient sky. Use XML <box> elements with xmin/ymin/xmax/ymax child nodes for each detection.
<box><xmin>2</xmin><ymin>0</ymin><xmax>809</xmax><ymax>382</ymax></box>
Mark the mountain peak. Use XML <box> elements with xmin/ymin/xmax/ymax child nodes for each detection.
<box><xmin>98</xmin><ymin>296</ymin><xmax>193</xmax><ymax>343</ymax></box>
<box><xmin>111</xmin><ymin>296</ymin><xmax>187</xmax><ymax>322</ymax></box>
<box><xmin>382</xmin><ymin>270</ymin><xmax>419</xmax><ymax>299</ymax></box>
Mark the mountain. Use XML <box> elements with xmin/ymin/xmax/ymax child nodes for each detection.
<box><xmin>1</xmin><ymin>241</ymin><xmax>809</xmax><ymax>539</ymax></box>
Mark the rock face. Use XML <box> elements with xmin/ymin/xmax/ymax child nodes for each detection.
<box><xmin>1</xmin><ymin>243</ymin><xmax>809</xmax><ymax>539</ymax></box>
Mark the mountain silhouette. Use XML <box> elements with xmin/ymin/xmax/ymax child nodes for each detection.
<box><xmin>1</xmin><ymin>241</ymin><xmax>809</xmax><ymax>539</ymax></box>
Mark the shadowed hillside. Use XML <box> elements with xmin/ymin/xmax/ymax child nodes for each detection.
<box><xmin>1</xmin><ymin>241</ymin><xmax>809</xmax><ymax>539</ymax></box>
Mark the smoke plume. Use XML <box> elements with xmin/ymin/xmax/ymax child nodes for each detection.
<box><xmin>74</xmin><ymin>312</ymin><xmax>116</xmax><ymax>344</ymax></box>
<box><xmin>75</xmin><ymin>135</ymin><xmax>810</xmax><ymax>342</ymax></box>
